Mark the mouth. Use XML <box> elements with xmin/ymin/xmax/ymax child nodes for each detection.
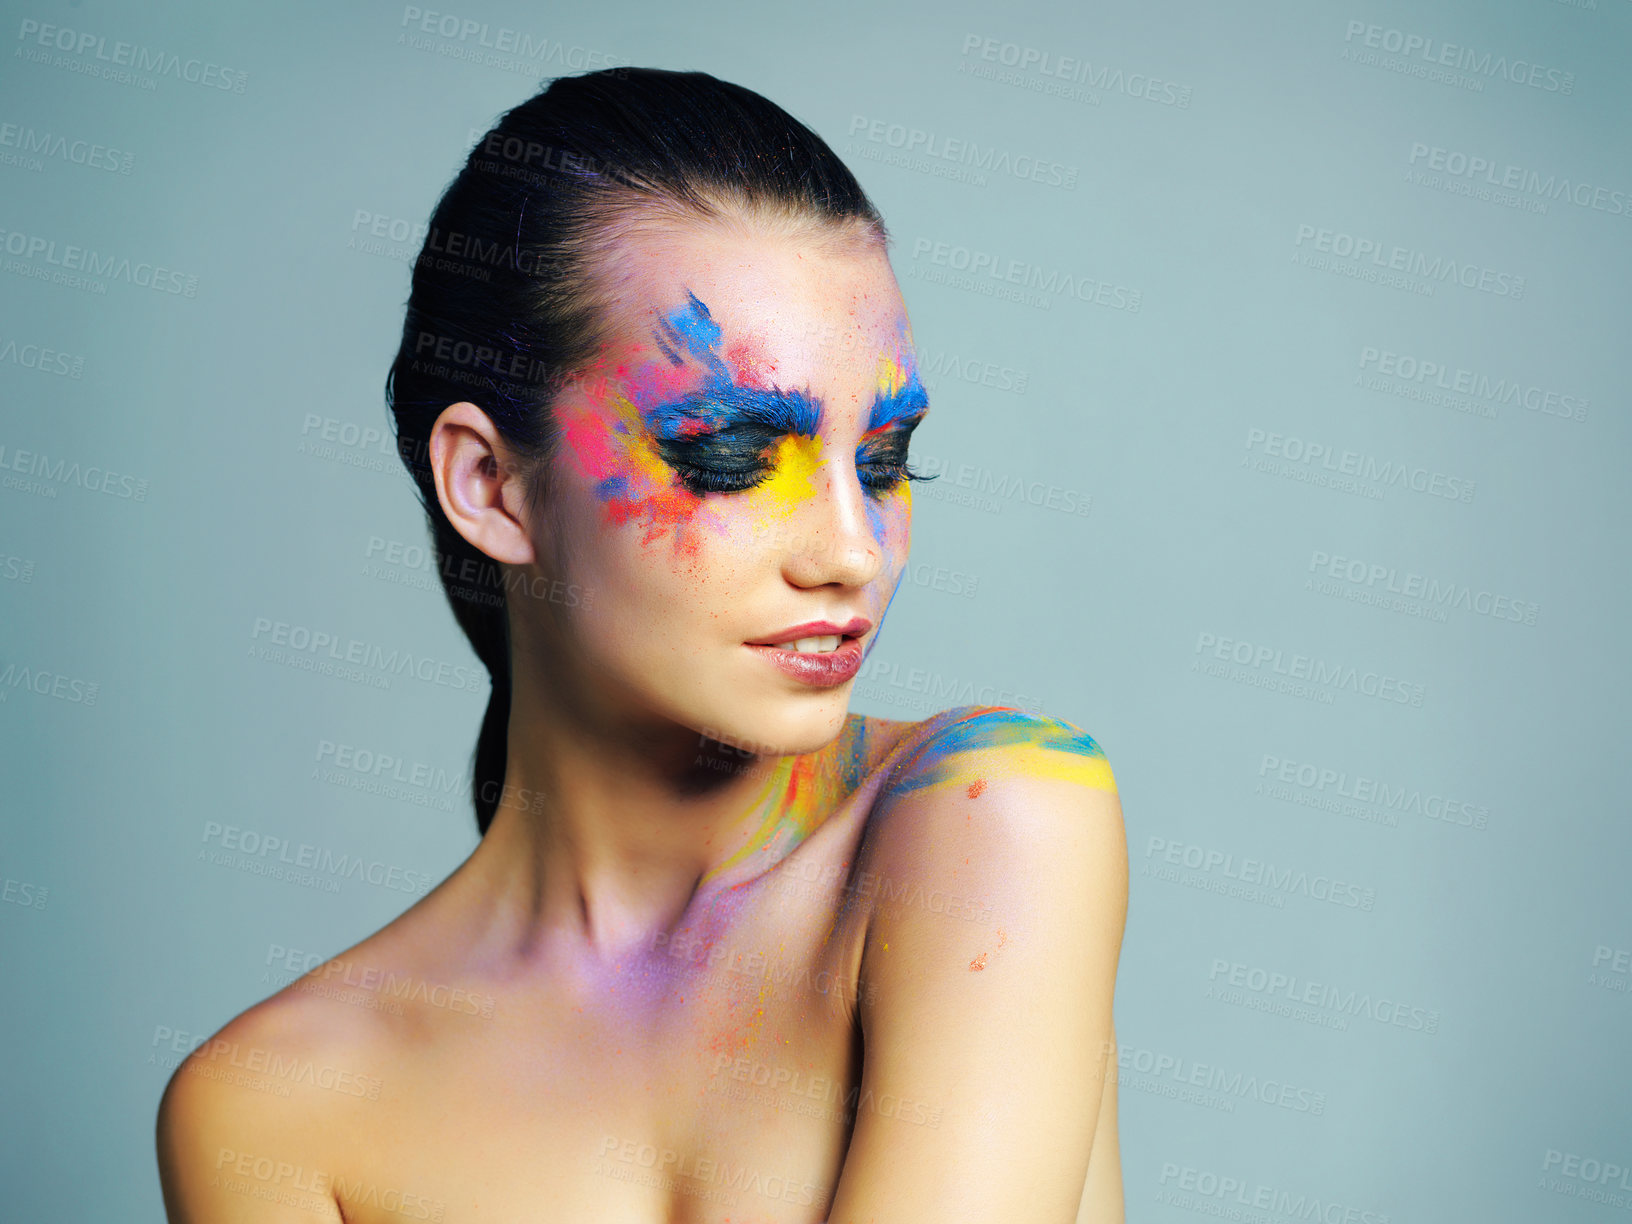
<box><xmin>744</xmin><ymin>618</ymin><xmax>871</xmax><ymax>688</ymax></box>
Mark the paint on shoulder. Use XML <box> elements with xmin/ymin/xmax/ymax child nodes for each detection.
<box><xmin>889</xmin><ymin>705</ymin><xmax>1115</xmax><ymax>798</ymax></box>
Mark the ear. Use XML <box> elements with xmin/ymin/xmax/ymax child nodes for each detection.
<box><xmin>428</xmin><ymin>402</ymin><xmax>537</xmax><ymax>567</ymax></box>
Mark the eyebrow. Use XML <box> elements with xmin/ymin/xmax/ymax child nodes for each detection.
<box><xmin>864</xmin><ymin>373</ymin><xmax>930</xmax><ymax>436</ymax></box>
<box><xmin>645</xmin><ymin>383</ymin><xmax>929</xmax><ymax>444</ymax></box>
<box><xmin>643</xmin><ymin>384</ymin><xmax>822</xmax><ymax>442</ymax></box>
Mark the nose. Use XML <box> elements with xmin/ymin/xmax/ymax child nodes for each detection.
<box><xmin>778</xmin><ymin>449</ymin><xmax>887</xmax><ymax>591</ymax></box>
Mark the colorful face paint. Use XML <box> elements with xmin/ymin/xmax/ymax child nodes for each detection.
<box><xmin>697</xmin><ymin>715</ymin><xmax>872</xmax><ymax>890</ymax></box>
<box><xmin>652</xmin><ymin>719</ymin><xmax>874</xmax><ymax>1053</ymax></box>
<box><xmin>635</xmin><ymin>291</ymin><xmax>927</xmax><ymax>514</ymax></box>
<box><xmin>560</xmin><ymin>287</ymin><xmax>928</xmax><ymax>550</ymax></box>
<box><xmin>852</xmin><ymin>322</ymin><xmax>928</xmax><ymax>548</ymax></box>
<box><xmin>886</xmin><ymin>706</ymin><xmax>1118</xmax><ymax>797</ymax></box>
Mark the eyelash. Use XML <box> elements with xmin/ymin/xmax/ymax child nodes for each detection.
<box><xmin>673</xmin><ymin>454</ymin><xmax>929</xmax><ymax>498</ymax></box>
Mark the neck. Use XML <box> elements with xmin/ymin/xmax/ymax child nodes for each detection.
<box><xmin>459</xmin><ymin>678</ymin><xmax>867</xmax><ymax>970</ymax></box>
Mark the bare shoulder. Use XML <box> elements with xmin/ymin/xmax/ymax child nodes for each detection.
<box><xmin>872</xmin><ymin>702</ymin><xmax>1121</xmax><ymax>824</ymax></box>
<box><xmin>155</xmin><ymin>938</ymin><xmax>406</xmax><ymax>1222</ymax></box>
<box><xmin>854</xmin><ymin>699</ymin><xmax>1127</xmax><ymax>963</ymax></box>
<box><xmin>825</xmin><ymin>704</ymin><xmax>1129</xmax><ymax>1219</ymax></box>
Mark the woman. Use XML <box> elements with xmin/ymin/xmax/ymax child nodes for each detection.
<box><xmin>156</xmin><ymin>68</ymin><xmax>1128</xmax><ymax>1223</ymax></box>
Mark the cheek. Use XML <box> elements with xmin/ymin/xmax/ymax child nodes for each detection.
<box><xmin>554</xmin><ymin>394</ymin><xmax>713</xmax><ymax>555</ymax></box>
<box><xmin>869</xmin><ymin>481</ymin><xmax>912</xmax><ymax>566</ymax></box>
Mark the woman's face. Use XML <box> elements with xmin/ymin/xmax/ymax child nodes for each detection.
<box><xmin>527</xmin><ymin>220</ymin><xmax>927</xmax><ymax>757</ymax></box>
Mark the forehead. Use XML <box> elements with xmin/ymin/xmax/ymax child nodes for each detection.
<box><xmin>596</xmin><ymin>218</ymin><xmax>914</xmax><ymax>401</ymax></box>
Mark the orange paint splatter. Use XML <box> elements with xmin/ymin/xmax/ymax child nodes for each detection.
<box><xmin>966</xmin><ymin>777</ymin><xmax>987</xmax><ymax>799</ymax></box>
<box><xmin>969</xmin><ymin>952</ymin><xmax>987</xmax><ymax>971</ymax></box>
<box><xmin>997</xmin><ymin>928</ymin><xmax>1007</xmax><ymax>948</ymax></box>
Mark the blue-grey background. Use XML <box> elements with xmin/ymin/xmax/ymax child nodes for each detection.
<box><xmin>2</xmin><ymin>0</ymin><xmax>1628</xmax><ymax>1218</ymax></box>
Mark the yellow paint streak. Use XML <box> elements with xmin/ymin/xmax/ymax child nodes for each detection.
<box><xmin>609</xmin><ymin>392</ymin><xmax>671</xmax><ymax>486</ymax></box>
<box><xmin>875</xmin><ymin>350</ymin><xmax>911</xmax><ymax>398</ymax></box>
<box><xmin>1018</xmin><ymin>746</ymin><xmax>1119</xmax><ymax>793</ymax></box>
<box><xmin>756</xmin><ymin>433</ymin><xmax>823</xmax><ymax>514</ymax></box>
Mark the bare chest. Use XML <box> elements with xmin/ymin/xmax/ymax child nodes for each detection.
<box><xmin>331</xmin><ymin>873</ymin><xmax>872</xmax><ymax>1224</ymax></box>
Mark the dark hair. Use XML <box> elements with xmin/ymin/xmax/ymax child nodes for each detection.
<box><xmin>384</xmin><ymin>67</ymin><xmax>890</xmax><ymax>837</ymax></box>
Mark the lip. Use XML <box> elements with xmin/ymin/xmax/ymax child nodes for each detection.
<box><xmin>745</xmin><ymin>637</ymin><xmax>865</xmax><ymax>688</ymax></box>
<box><xmin>745</xmin><ymin>617</ymin><xmax>873</xmax><ymax>647</ymax></box>
<box><xmin>744</xmin><ymin>616</ymin><xmax>872</xmax><ymax>689</ymax></box>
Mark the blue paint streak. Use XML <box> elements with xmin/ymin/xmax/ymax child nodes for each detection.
<box><xmin>645</xmin><ymin>384</ymin><xmax>822</xmax><ymax>441</ymax></box>
<box><xmin>865</xmin><ymin>366</ymin><xmax>929</xmax><ymax>434</ymax></box>
<box><xmin>655</xmin><ymin>290</ymin><xmax>731</xmax><ymax>383</ymax></box>
<box><xmin>888</xmin><ymin>707</ymin><xmax>1105</xmax><ymax>796</ymax></box>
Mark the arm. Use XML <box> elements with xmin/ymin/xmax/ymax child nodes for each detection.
<box><xmin>827</xmin><ymin>708</ymin><xmax>1128</xmax><ymax>1224</ymax></box>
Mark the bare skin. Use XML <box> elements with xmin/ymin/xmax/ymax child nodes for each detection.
<box><xmin>156</xmin><ymin>217</ymin><xmax>1127</xmax><ymax>1223</ymax></box>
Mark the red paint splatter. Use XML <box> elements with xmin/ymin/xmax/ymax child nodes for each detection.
<box><xmin>725</xmin><ymin>335</ymin><xmax>778</xmax><ymax>388</ymax></box>
<box><xmin>967</xmin><ymin>778</ymin><xmax>987</xmax><ymax>799</ymax></box>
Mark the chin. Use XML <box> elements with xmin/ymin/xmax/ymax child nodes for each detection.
<box><xmin>697</xmin><ymin>689</ymin><xmax>852</xmax><ymax>759</ymax></box>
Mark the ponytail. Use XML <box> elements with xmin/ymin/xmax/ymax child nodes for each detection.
<box><xmin>472</xmin><ymin>664</ymin><xmax>511</xmax><ymax>836</ymax></box>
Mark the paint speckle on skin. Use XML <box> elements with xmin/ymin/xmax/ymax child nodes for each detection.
<box><xmin>997</xmin><ymin>928</ymin><xmax>1007</xmax><ymax>948</ymax></box>
<box><xmin>725</xmin><ymin>335</ymin><xmax>778</xmax><ymax>388</ymax></box>
<box><xmin>888</xmin><ymin>706</ymin><xmax>1118</xmax><ymax>799</ymax></box>
<box><xmin>969</xmin><ymin>952</ymin><xmax>987</xmax><ymax>972</ymax></box>
<box><xmin>966</xmin><ymin>778</ymin><xmax>987</xmax><ymax>799</ymax></box>
<box><xmin>696</xmin><ymin>716</ymin><xmax>870</xmax><ymax>888</ymax></box>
